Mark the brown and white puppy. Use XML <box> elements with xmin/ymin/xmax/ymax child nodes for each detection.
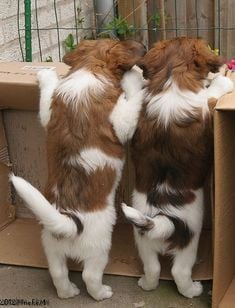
<box><xmin>122</xmin><ymin>37</ymin><xmax>233</xmax><ymax>298</ymax></box>
<box><xmin>11</xmin><ymin>39</ymin><xmax>146</xmax><ymax>301</ymax></box>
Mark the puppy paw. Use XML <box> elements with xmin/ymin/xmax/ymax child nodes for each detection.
<box><xmin>208</xmin><ymin>75</ymin><xmax>234</xmax><ymax>98</ymax></box>
<box><xmin>138</xmin><ymin>275</ymin><xmax>158</xmax><ymax>291</ymax></box>
<box><xmin>121</xmin><ymin>68</ymin><xmax>144</xmax><ymax>99</ymax></box>
<box><xmin>57</xmin><ymin>282</ymin><xmax>80</xmax><ymax>299</ymax></box>
<box><xmin>88</xmin><ymin>285</ymin><xmax>113</xmax><ymax>301</ymax></box>
<box><xmin>37</xmin><ymin>69</ymin><xmax>58</xmax><ymax>87</ymax></box>
<box><xmin>179</xmin><ymin>281</ymin><xmax>203</xmax><ymax>298</ymax></box>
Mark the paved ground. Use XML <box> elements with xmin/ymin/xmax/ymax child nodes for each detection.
<box><xmin>0</xmin><ymin>265</ymin><xmax>211</xmax><ymax>308</ymax></box>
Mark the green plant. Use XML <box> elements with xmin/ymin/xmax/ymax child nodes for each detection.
<box><xmin>101</xmin><ymin>16</ymin><xmax>134</xmax><ymax>40</ymax></box>
<box><xmin>76</xmin><ymin>7</ymin><xmax>85</xmax><ymax>27</ymax></box>
<box><xmin>63</xmin><ymin>33</ymin><xmax>75</xmax><ymax>53</ymax></box>
<box><xmin>208</xmin><ymin>45</ymin><xmax>220</xmax><ymax>56</ymax></box>
<box><xmin>149</xmin><ymin>12</ymin><xmax>161</xmax><ymax>28</ymax></box>
<box><xmin>63</xmin><ymin>7</ymin><xmax>86</xmax><ymax>55</ymax></box>
<box><xmin>45</xmin><ymin>56</ymin><xmax>53</xmax><ymax>62</ymax></box>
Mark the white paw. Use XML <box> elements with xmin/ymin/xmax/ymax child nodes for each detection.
<box><xmin>57</xmin><ymin>282</ymin><xmax>80</xmax><ymax>299</ymax></box>
<box><xmin>208</xmin><ymin>75</ymin><xmax>234</xmax><ymax>98</ymax></box>
<box><xmin>138</xmin><ymin>276</ymin><xmax>158</xmax><ymax>291</ymax></box>
<box><xmin>121</xmin><ymin>68</ymin><xmax>144</xmax><ymax>99</ymax></box>
<box><xmin>179</xmin><ymin>281</ymin><xmax>203</xmax><ymax>298</ymax></box>
<box><xmin>89</xmin><ymin>285</ymin><xmax>113</xmax><ymax>301</ymax></box>
<box><xmin>37</xmin><ymin>69</ymin><xmax>58</xmax><ymax>87</ymax></box>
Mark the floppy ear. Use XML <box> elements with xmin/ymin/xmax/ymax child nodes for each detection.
<box><xmin>62</xmin><ymin>40</ymin><xmax>97</xmax><ymax>67</ymax></box>
<box><xmin>140</xmin><ymin>41</ymin><xmax>168</xmax><ymax>79</ymax></box>
<box><xmin>206</xmin><ymin>55</ymin><xmax>224</xmax><ymax>73</ymax></box>
<box><xmin>63</xmin><ymin>49</ymin><xmax>78</xmax><ymax>67</ymax></box>
<box><xmin>108</xmin><ymin>40</ymin><xmax>146</xmax><ymax>72</ymax></box>
<box><xmin>192</xmin><ymin>39</ymin><xmax>224</xmax><ymax>73</ymax></box>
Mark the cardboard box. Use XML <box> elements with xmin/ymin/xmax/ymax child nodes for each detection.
<box><xmin>0</xmin><ymin>62</ymin><xmax>234</xmax><ymax>307</ymax></box>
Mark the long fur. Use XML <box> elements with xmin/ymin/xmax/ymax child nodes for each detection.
<box><xmin>10</xmin><ymin>174</ymin><xmax>78</xmax><ymax>237</ymax></box>
<box><xmin>122</xmin><ymin>37</ymin><xmax>233</xmax><ymax>298</ymax></box>
<box><xmin>11</xmin><ymin>39</ymin><xmax>146</xmax><ymax>301</ymax></box>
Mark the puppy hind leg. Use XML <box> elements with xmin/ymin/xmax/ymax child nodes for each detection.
<box><xmin>136</xmin><ymin>236</ymin><xmax>160</xmax><ymax>291</ymax></box>
<box><xmin>171</xmin><ymin>236</ymin><xmax>203</xmax><ymax>298</ymax></box>
<box><xmin>42</xmin><ymin>236</ymin><xmax>79</xmax><ymax>298</ymax></box>
<box><xmin>82</xmin><ymin>252</ymin><xmax>113</xmax><ymax>301</ymax></box>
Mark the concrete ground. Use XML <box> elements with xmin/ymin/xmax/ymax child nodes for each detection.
<box><xmin>0</xmin><ymin>265</ymin><xmax>211</xmax><ymax>308</ymax></box>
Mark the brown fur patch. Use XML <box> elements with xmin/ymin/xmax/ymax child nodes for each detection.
<box><xmin>141</xmin><ymin>37</ymin><xmax>223</xmax><ymax>94</ymax></box>
<box><xmin>131</xmin><ymin>37</ymin><xmax>219</xmax><ymax>249</ymax></box>
<box><xmin>45</xmin><ymin>39</ymin><xmax>146</xmax><ymax>213</ymax></box>
<box><xmin>132</xmin><ymin>113</ymin><xmax>213</xmax><ymax>199</ymax></box>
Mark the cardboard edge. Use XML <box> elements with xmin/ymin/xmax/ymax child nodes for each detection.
<box><xmin>0</xmin><ymin>111</ymin><xmax>15</xmax><ymax>228</ymax></box>
<box><xmin>218</xmin><ymin>277</ymin><xmax>235</xmax><ymax>308</ymax></box>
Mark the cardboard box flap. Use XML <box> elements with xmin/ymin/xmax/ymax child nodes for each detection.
<box><xmin>219</xmin><ymin>277</ymin><xmax>235</xmax><ymax>308</ymax></box>
<box><xmin>0</xmin><ymin>111</ymin><xmax>15</xmax><ymax>229</ymax></box>
<box><xmin>0</xmin><ymin>62</ymin><xmax>68</xmax><ymax>84</ymax></box>
<box><xmin>216</xmin><ymin>92</ymin><xmax>235</xmax><ymax>111</ymax></box>
<box><xmin>0</xmin><ymin>62</ymin><xmax>69</xmax><ymax>110</ymax></box>
<box><xmin>213</xmin><ymin>110</ymin><xmax>235</xmax><ymax>307</ymax></box>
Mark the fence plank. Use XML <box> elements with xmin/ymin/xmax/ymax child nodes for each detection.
<box><xmin>118</xmin><ymin>0</ymin><xmax>148</xmax><ymax>44</ymax></box>
<box><xmin>219</xmin><ymin>0</ymin><xmax>235</xmax><ymax>59</ymax></box>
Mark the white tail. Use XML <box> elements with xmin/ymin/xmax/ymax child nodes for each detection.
<box><xmin>10</xmin><ymin>174</ymin><xmax>80</xmax><ymax>238</ymax></box>
<box><xmin>122</xmin><ymin>203</ymin><xmax>175</xmax><ymax>240</ymax></box>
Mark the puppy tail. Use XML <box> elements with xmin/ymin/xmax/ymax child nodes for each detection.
<box><xmin>10</xmin><ymin>174</ymin><xmax>81</xmax><ymax>238</ymax></box>
<box><xmin>122</xmin><ymin>203</ymin><xmax>175</xmax><ymax>240</ymax></box>
<box><xmin>121</xmin><ymin>203</ymin><xmax>154</xmax><ymax>231</ymax></box>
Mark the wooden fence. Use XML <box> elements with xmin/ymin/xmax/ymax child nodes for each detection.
<box><xmin>119</xmin><ymin>0</ymin><xmax>235</xmax><ymax>60</ymax></box>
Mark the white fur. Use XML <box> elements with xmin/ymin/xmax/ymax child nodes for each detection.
<box><xmin>159</xmin><ymin>189</ymin><xmax>204</xmax><ymax>235</ymax></box>
<box><xmin>121</xmin><ymin>66</ymin><xmax>144</xmax><ymax>100</ymax></box>
<box><xmin>56</xmin><ymin>69</ymin><xmax>110</xmax><ymax>109</ymax></box>
<box><xmin>10</xmin><ymin>174</ymin><xmax>78</xmax><ymax>237</ymax></box>
<box><xmin>67</xmin><ymin>148</ymin><xmax>124</xmax><ymax>175</ymax></box>
<box><xmin>42</xmin><ymin>203</ymin><xmax>116</xmax><ymax>300</ymax></box>
<box><xmin>33</xmin><ymin>65</ymin><xmax>145</xmax><ymax>301</ymax></box>
<box><xmin>11</xmin><ymin>173</ymin><xmax>116</xmax><ymax>300</ymax></box>
<box><xmin>206</xmin><ymin>75</ymin><xmax>234</xmax><ymax>99</ymax></box>
<box><xmin>37</xmin><ymin>69</ymin><xmax>59</xmax><ymax>127</ymax></box>
<box><xmin>127</xmin><ymin>188</ymin><xmax>204</xmax><ymax>298</ymax></box>
<box><xmin>131</xmin><ymin>188</ymin><xmax>204</xmax><ymax>247</ymax></box>
<box><xmin>110</xmin><ymin>89</ymin><xmax>145</xmax><ymax>144</ymax></box>
<box><xmin>109</xmin><ymin>68</ymin><xmax>145</xmax><ymax>144</ymax></box>
<box><xmin>122</xmin><ymin>203</ymin><xmax>153</xmax><ymax>227</ymax></box>
<box><xmin>147</xmin><ymin>79</ymin><xmax>209</xmax><ymax>129</ymax></box>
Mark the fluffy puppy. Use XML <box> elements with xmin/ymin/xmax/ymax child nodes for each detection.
<box><xmin>11</xmin><ymin>39</ymin><xmax>146</xmax><ymax>301</ymax></box>
<box><xmin>122</xmin><ymin>37</ymin><xmax>233</xmax><ymax>298</ymax></box>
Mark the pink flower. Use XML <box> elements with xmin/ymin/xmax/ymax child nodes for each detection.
<box><xmin>227</xmin><ymin>59</ymin><xmax>235</xmax><ymax>70</ymax></box>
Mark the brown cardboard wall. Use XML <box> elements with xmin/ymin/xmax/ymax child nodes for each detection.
<box><xmin>213</xmin><ymin>108</ymin><xmax>235</xmax><ymax>307</ymax></box>
<box><xmin>3</xmin><ymin>110</ymin><xmax>47</xmax><ymax>218</ymax></box>
<box><xmin>2</xmin><ymin>62</ymin><xmax>235</xmax><ymax>308</ymax></box>
<box><xmin>0</xmin><ymin>111</ymin><xmax>15</xmax><ymax>229</ymax></box>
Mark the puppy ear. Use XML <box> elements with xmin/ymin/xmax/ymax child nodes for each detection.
<box><xmin>108</xmin><ymin>40</ymin><xmax>146</xmax><ymax>72</ymax></box>
<box><xmin>62</xmin><ymin>40</ymin><xmax>97</xmax><ymax>67</ymax></box>
<box><xmin>63</xmin><ymin>49</ymin><xmax>78</xmax><ymax>67</ymax></box>
<box><xmin>206</xmin><ymin>55</ymin><xmax>224</xmax><ymax>73</ymax></box>
<box><xmin>140</xmin><ymin>41</ymin><xmax>167</xmax><ymax>79</ymax></box>
<box><xmin>192</xmin><ymin>39</ymin><xmax>224</xmax><ymax>73</ymax></box>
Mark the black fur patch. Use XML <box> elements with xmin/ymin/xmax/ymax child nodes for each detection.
<box><xmin>147</xmin><ymin>186</ymin><xmax>195</xmax><ymax>209</ymax></box>
<box><xmin>61</xmin><ymin>211</ymin><xmax>84</xmax><ymax>234</ymax></box>
<box><xmin>163</xmin><ymin>214</ymin><xmax>194</xmax><ymax>249</ymax></box>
